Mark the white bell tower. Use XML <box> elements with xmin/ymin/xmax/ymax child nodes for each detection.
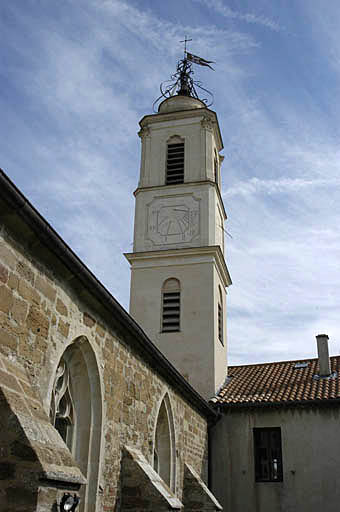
<box><xmin>125</xmin><ymin>69</ymin><xmax>231</xmax><ymax>399</ymax></box>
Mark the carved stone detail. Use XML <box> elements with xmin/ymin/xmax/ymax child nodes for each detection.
<box><xmin>50</xmin><ymin>358</ymin><xmax>74</xmax><ymax>428</ymax></box>
<box><xmin>200</xmin><ymin>116</ymin><xmax>214</xmax><ymax>131</ymax></box>
<box><xmin>138</xmin><ymin>126</ymin><xmax>151</xmax><ymax>139</ymax></box>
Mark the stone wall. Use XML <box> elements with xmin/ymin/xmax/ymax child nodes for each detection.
<box><xmin>0</xmin><ymin>225</ymin><xmax>210</xmax><ymax>511</ymax></box>
<box><xmin>0</xmin><ymin>352</ymin><xmax>85</xmax><ymax>512</ymax></box>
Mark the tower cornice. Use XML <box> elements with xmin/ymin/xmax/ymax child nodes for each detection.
<box><xmin>124</xmin><ymin>245</ymin><xmax>232</xmax><ymax>288</ymax></box>
<box><xmin>139</xmin><ymin>108</ymin><xmax>223</xmax><ymax>151</ymax></box>
<box><xmin>133</xmin><ymin>179</ymin><xmax>227</xmax><ymax>220</ymax></box>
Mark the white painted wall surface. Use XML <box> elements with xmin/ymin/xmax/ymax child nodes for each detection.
<box><xmin>127</xmin><ymin>95</ymin><xmax>231</xmax><ymax>399</ymax></box>
<box><xmin>127</xmin><ymin>249</ymin><xmax>229</xmax><ymax>399</ymax></box>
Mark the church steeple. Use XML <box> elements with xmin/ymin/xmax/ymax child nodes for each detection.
<box><xmin>125</xmin><ymin>53</ymin><xmax>231</xmax><ymax>399</ymax></box>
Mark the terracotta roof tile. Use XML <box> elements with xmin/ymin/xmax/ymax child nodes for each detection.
<box><xmin>216</xmin><ymin>356</ymin><xmax>340</xmax><ymax>407</ymax></box>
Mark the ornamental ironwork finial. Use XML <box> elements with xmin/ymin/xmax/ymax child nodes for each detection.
<box><xmin>153</xmin><ymin>39</ymin><xmax>215</xmax><ymax>112</ymax></box>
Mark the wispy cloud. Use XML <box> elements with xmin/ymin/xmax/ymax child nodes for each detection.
<box><xmin>196</xmin><ymin>0</ymin><xmax>282</xmax><ymax>32</ymax></box>
<box><xmin>224</xmin><ymin>176</ymin><xmax>340</xmax><ymax>198</ymax></box>
<box><xmin>2</xmin><ymin>0</ymin><xmax>340</xmax><ymax>367</ymax></box>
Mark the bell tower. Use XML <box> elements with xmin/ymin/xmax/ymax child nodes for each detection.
<box><xmin>125</xmin><ymin>57</ymin><xmax>231</xmax><ymax>399</ymax></box>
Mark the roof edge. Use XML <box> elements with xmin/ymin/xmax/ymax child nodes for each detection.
<box><xmin>0</xmin><ymin>168</ymin><xmax>217</xmax><ymax>422</ymax></box>
<box><xmin>216</xmin><ymin>397</ymin><xmax>340</xmax><ymax>410</ymax></box>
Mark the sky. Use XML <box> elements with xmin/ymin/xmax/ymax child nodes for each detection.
<box><xmin>1</xmin><ymin>0</ymin><xmax>340</xmax><ymax>365</ymax></box>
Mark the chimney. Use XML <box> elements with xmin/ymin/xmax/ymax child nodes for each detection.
<box><xmin>316</xmin><ymin>334</ymin><xmax>331</xmax><ymax>377</ymax></box>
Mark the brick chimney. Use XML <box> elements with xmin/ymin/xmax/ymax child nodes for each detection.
<box><xmin>316</xmin><ymin>334</ymin><xmax>331</xmax><ymax>377</ymax></box>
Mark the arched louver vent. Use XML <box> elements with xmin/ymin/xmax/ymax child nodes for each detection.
<box><xmin>162</xmin><ymin>278</ymin><xmax>181</xmax><ymax>332</ymax></box>
<box><xmin>166</xmin><ymin>143</ymin><xmax>184</xmax><ymax>185</ymax></box>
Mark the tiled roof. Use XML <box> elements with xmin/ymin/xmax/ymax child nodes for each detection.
<box><xmin>216</xmin><ymin>356</ymin><xmax>340</xmax><ymax>407</ymax></box>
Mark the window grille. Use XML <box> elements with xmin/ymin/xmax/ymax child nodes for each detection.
<box><xmin>166</xmin><ymin>143</ymin><xmax>184</xmax><ymax>185</ymax></box>
<box><xmin>254</xmin><ymin>428</ymin><xmax>283</xmax><ymax>482</ymax></box>
<box><xmin>162</xmin><ymin>291</ymin><xmax>180</xmax><ymax>332</ymax></box>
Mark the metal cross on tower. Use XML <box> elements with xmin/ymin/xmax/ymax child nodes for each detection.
<box><xmin>180</xmin><ymin>36</ymin><xmax>192</xmax><ymax>57</ymax></box>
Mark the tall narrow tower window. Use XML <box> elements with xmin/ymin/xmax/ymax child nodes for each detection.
<box><xmin>166</xmin><ymin>142</ymin><xmax>185</xmax><ymax>185</ymax></box>
<box><xmin>162</xmin><ymin>278</ymin><xmax>181</xmax><ymax>332</ymax></box>
<box><xmin>218</xmin><ymin>287</ymin><xmax>224</xmax><ymax>345</ymax></box>
<box><xmin>214</xmin><ymin>152</ymin><xmax>218</xmax><ymax>184</ymax></box>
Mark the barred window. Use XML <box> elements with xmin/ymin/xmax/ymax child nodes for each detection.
<box><xmin>254</xmin><ymin>428</ymin><xmax>283</xmax><ymax>482</ymax></box>
<box><xmin>166</xmin><ymin>143</ymin><xmax>184</xmax><ymax>185</ymax></box>
<box><xmin>162</xmin><ymin>278</ymin><xmax>180</xmax><ymax>332</ymax></box>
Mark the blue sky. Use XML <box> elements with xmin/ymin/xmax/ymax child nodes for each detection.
<box><xmin>2</xmin><ymin>0</ymin><xmax>340</xmax><ymax>365</ymax></box>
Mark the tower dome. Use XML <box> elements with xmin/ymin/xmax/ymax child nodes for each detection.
<box><xmin>158</xmin><ymin>95</ymin><xmax>206</xmax><ymax>114</ymax></box>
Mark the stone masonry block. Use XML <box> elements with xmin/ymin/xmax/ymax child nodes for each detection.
<box><xmin>183</xmin><ymin>464</ymin><xmax>222</xmax><ymax>512</ymax></box>
<box><xmin>11</xmin><ymin>297</ymin><xmax>28</xmax><ymax>325</ymax></box>
<box><xmin>18</xmin><ymin>280</ymin><xmax>40</xmax><ymax>305</ymax></box>
<box><xmin>56</xmin><ymin>298</ymin><xmax>68</xmax><ymax>316</ymax></box>
<box><xmin>8</xmin><ymin>273</ymin><xmax>19</xmax><ymax>290</ymax></box>
<box><xmin>0</xmin><ymin>263</ymin><xmax>9</xmax><ymax>284</ymax></box>
<box><xmin>0</xmin><ymin>327</ymin><xmax>17</xmax><ymax>352</ymax></box>
<box><xmin>121</xmin><ymin>446</ymin><xmax>182</xmax><ymax>511</ymax></box>
<box><xmin>0</xmin><ymin>368</ymin><xmax>23</xmax><ymax>394</ymax></box>
<box><xmin>35</xmin><ymin>275</ymin><xmax>56</xmax><ymax>303</ymax></box>
<box><xmin>16</xmin><ymin>261</ymin><xmax>35</xmax><ymax>285</ymax></box>
<box><xmin>0</xmin><ymin>285</ymin><xmax>13</xmax><ymax>315</ymax></box>
<box><xmin>58</xmin><ymin>319</ymin><xmax>70</xmax><ymax>338</ymax></box>
<box><xmin>83</xmin><ymin>312</ymin><xmax>95</xmax><ymax>327</ymax></box>
<box><xmin>26</xmin><ymin>306</ymin><xmax>49</xmax><ymax>339</ymax></box>
<box><xmin>0</xmin><ymin>243</ymin><xmax>17</xmax><ymax>269</ymax></box>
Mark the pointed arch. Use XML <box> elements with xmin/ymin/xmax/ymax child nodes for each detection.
<box><xmin>153</xmin><ymin>392</ymin><xmax>176</xmax><ymax>492</ymax></box>
<box><xmin>50</xmin><ymin>336</ymin><xmax>102</xmax><ymax>512</ymax></box>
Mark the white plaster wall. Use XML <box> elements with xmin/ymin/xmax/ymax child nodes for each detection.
<box><xmin>129</xmin><ymin>253</ymin><xmax>222</xmax><ymax>399</ymax></box>
<box><xmin>129</xmin><ymin>101</ymin><xmax>229</xmax><ymax>400</ymax></box>
<box><xmin>211</xmin><ymin>407</ymin><xmax>340</xmax><ymax>512</ymax></box>
<box><xmin>139</xmin><ymin>110</ymin><xmax>221</xmax><ymax>189</ymax></box>
<box><xmin>133</xmin><ymin>183</ymin><xmax>225</xmax><ymax>253</ymax></box>
<box><xmin>213</xmin><ymin>265</ymin><xmax>228</xmax><ymax>391</ymax></box>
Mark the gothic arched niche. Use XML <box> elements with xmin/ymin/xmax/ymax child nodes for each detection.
<box><xmin>50</xmin><ymin>336</ymin><xmax>102</xmax><ymax>512</ymax></box>
<box><xmin>153</xmin><ymin>393</ymin><xmax>176</xmax><ymax>491</ymax></box>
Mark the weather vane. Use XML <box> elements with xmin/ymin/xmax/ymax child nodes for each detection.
<box><xmin>153</xmin><ymin>38</ymin><xmax>215</xmax><ymax>112</ymax></box>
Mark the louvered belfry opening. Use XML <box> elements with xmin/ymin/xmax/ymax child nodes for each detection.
<box><xmin>162</xmin><ymin>278</ymin><xmax>181</xmax><ymax>332</ymax></box>
<box><xmin>166</xmin><ymin>142</ymin><xmax>184</xmax><ymax>185</ymax></box>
